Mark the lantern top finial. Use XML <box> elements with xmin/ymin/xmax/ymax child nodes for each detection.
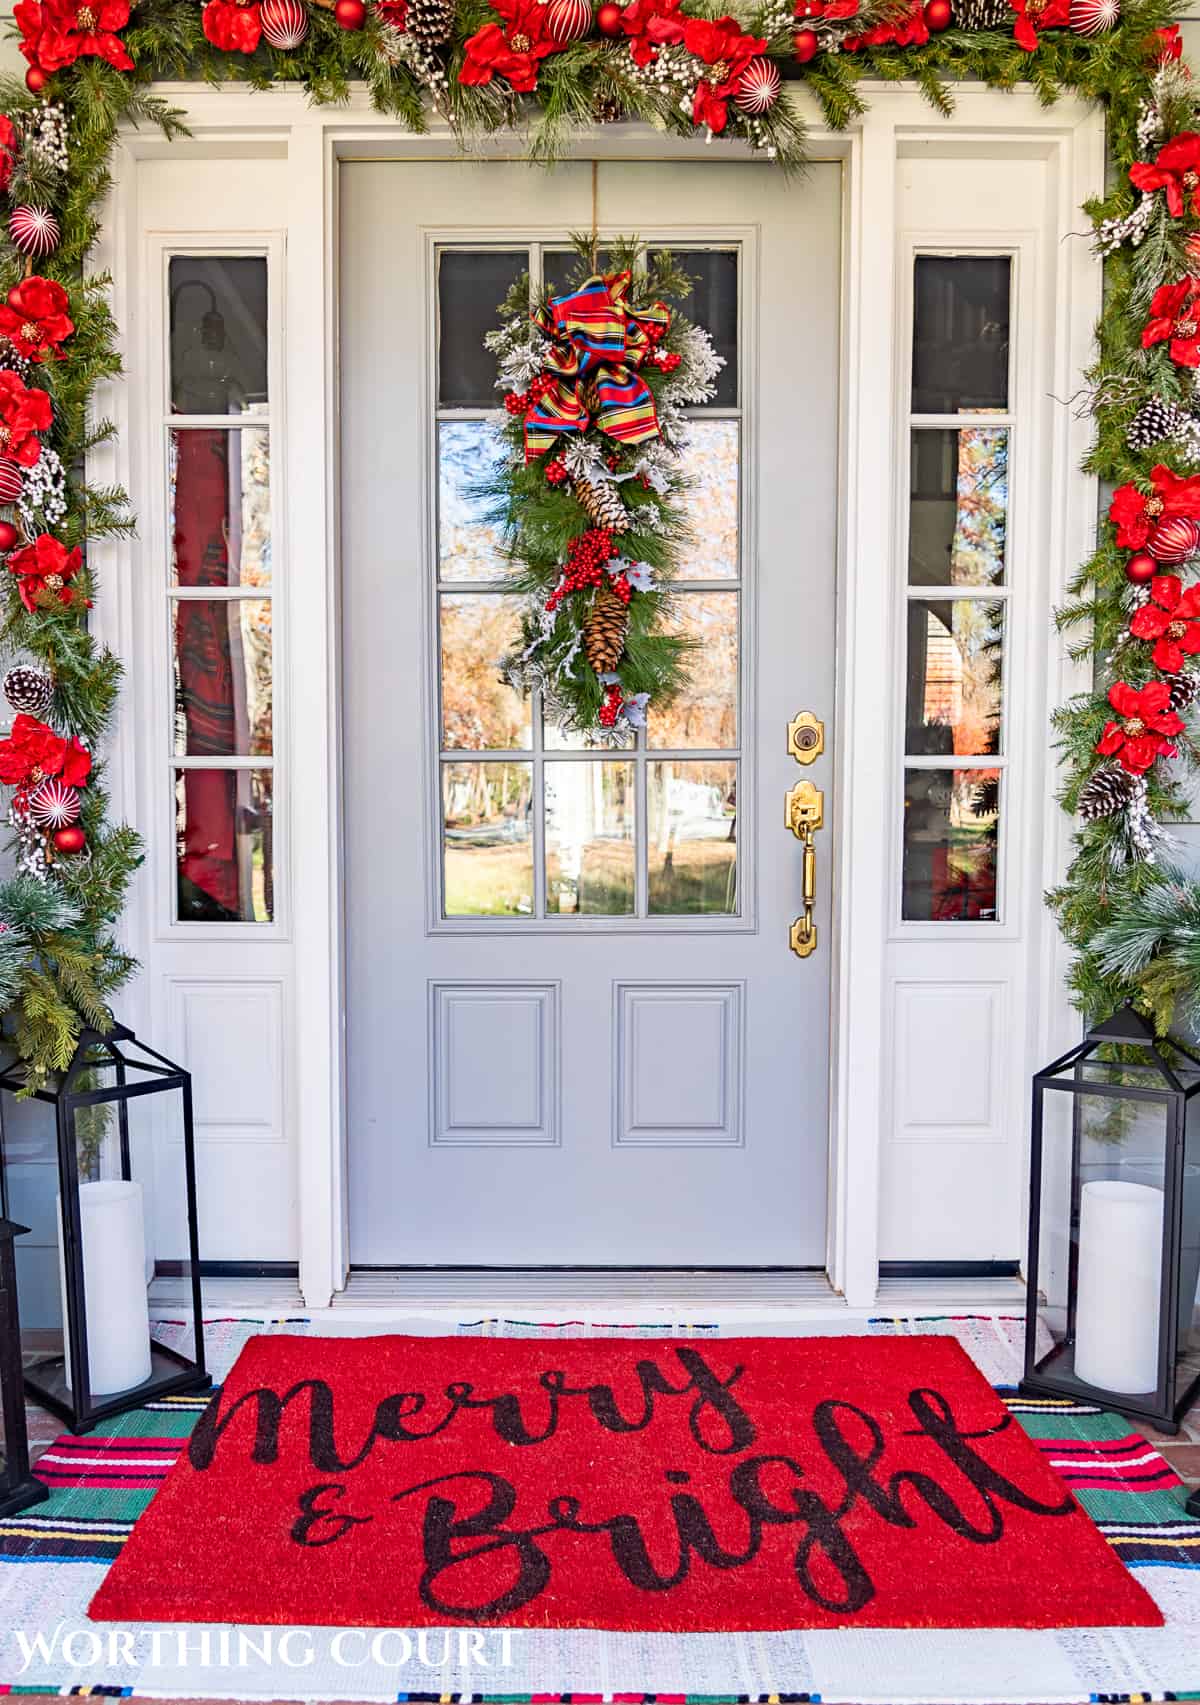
<box><xmin>1084</xmin><ymin>1004</ymin><xmax>1158</xmax><ymax>1047</ymax></box>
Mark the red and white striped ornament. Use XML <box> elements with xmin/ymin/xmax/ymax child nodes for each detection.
<box><xmin>27</xmin><ymin>777</ymin><xmax>80</xmax><ymax>830</ymax></box>
<box><xmin>260</xmin><ymin>0</ymin><xmax>309</xmax><ymax>48</ymax></box>
<box><xmin>1149</xmin><ymin>515</ymin><xmax>1200</xmax><ymax>564</ymax></box>
<box><xmin>1069</xmin><ymin>0</ymin><xmax>1118</xmax><ymax>34</ymax></box>
<box><xmin>733</xmin><ymin>56</ymin><xmax>781</xmax><ymax>114</ymax></box>
<box><xmin>8</xmin><ymin>206</ymin><xmax>60</xmax><ymax>260</ymax></box>
<box><xmin>545</xmin><ymin>0</ymin><xmax>592</xmax><ymax>42</ymax></box>
<box><xmin>0</xmin><ymin>459</ymin><xmax>24</xmax><ymax>503</ymax></box>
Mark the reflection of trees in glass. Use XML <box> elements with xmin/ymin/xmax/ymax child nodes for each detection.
<box><xmin>648</xmin><ymin>759</ymin><xmax>737</xmax><ymax>915</ymax></box>
<box><xmin>442</xmin><ymin>761</ymin><xmax>533</xmax><ymax>918</ymax></box>
<box><xmin>677</xmin><ymin>423</ymin><xmax>738</xmax><ymax>581</ymax></box>
<box><xmin>950</xmin><ymin>429</ymin><xmax>1007</xmax><ymax>588</ymax></box>
<box><xmin>901</xmin><ymin>766</ymin><xmax>999</xmax><ymax>922</ymax></box>
<box><xmin>916</xmin><ymin>599</ymin><xmax>1003</xmax><ymax>758</ymax></box>
<box><xmin>545</xmin><ymin>762</ymin><xmax>634</xmax><ymax>916</ymax></box>
<box><xmin>241</xmin><ymin>431</ymin><xmax>272</xmax><ymax>756</ymax></box>
<box><xmin>440</xmin><ymin>595</ymin><xmax>528</xmax><ymax>749</ymax></box>
<box><xmin>651</xmin><ymin>592</ymin><xmax>737</xmax><ymax>749</ymax></box>
<box><xmin>439</xmin><ymin>422</ymin><xmax>508</xmax><ymax>583</ymax></box>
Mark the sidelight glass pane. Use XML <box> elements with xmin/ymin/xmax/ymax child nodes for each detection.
<box><xmin>438</xmin><ymin>250</ymin><xmax>527</xmax><ymax>407</ymax></box>
<box><xmin>170</xmin><ymin>428</ymin><xmax>271</xmax><ymax>588</ymax></box>
<box><xmin>438</xmin><ymin>421</ymin><xmax>509</xmax><ymax>583</ymax></box>
<box><xmin>173</xmin><ymin>599</ymin><xmax>272</xmax><ymax>758</ymax></box>
<box><xmin>175</xmin><ymin>767</ymin><xmax>273</xmax><ymax>924</ymax></box>
<box><xmin>169</xmin><ymin>256</ymin><xmax>268</xmax><ymax>415</ymax></box>
<box><xmin>648</xmin><ymin>760</ymin><xmax>737</xmax><ymax>915</ymax></box>
<box><xmin>675</xmin><ymin>421</ymin><xmax>739</xmax><ymax>581</ymax></box>
<box><xmin>909</xmin><ymin>427</ymin><xmax>1007</xmax><ymax>588</ymax></box>
<box><xmin>912</xmin><ymin>255</ymin><xmax>1011</xmax><ymax>415</ymax></box>
<box><xmin>904</xmin><ymin>599</ymin><xmax>1004</xmax><ymax>758</ymax></box>
<box><xmin>545</xmin><ymin>761</ymin><xmax>634</xmax><ymax>915</ymax></box>
<box><xmin>439</xmin><ymin>594</ymin><xmax>530</xmax><ymax>750</ymax></box>
<box><xmin>442</xmin><ymin>761</ymin><xmax>533</xmax><ymax>917</ymax></box>
<box><xmin>651</xmin><ymin>248</ymin><xmax>738</xmax><ymax>406</ymax></box>
<box><xmin>649</xmin><ymin>591</ymin><xmax>738</xmax><ymax>749</ymax></box>
<box><xmin>902</xmin><ymin>767</ymin><xmax>1000</xmax><ymax>922</ymax></box>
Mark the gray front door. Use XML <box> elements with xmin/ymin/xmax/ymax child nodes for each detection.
<box><xmin>340</xmin><ymin>159</ymin><xmax>840</xmax><ymax>1266</ymax></box>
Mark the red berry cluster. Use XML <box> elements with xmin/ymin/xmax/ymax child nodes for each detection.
<box><xmin>530</xmin><ymin>374</ymin><xmax>554</xmax><ymax>402</ymax></box>
<box><xmin>651</xmin><ymin>349</ymin><xmax>682</xmax><ymax>373</ymax></box>
<box><xmin>504</xmin><ymin>391</ymin><xmax>528</xmax><ymax>416</ymax></box>
<box><xmin>545</xmin><ymin>527</ymin><xmax>615</xmax><ymax>611</ymax></box>
<box><xmin>544</xmin><ymin>457</ymin><xmax>568</xmax><ymax>485</ymax></box>
<box><xmin>645</xmin><ymin>321</ymin><xmax>667</xmax><ymax>345</ymax></box>
<box><xmin>609</xmin><ymin>572</ymin><xmax>632</xmax><ymax>605</ymax></box>
<box><xmin>598</xmin><ymin>683</ymin><xmax>625</xmax><ymax>728</ymax></box>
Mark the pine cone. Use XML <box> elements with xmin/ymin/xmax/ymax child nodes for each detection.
<box><xmin>0</xmin><ymin>338</ymin><xmax>34</xmax><ymax>385</ymax></box>
<box><xmin>574</xmin><ymin>475</ymin><xmax>630</xmax><ymax>534</ymax></box>
<box><xmin>1128</xmin><ymin>397</ymin><xmax>1193</xmax><ymax>453</ymax></box>
<box><xmin>592</xmin><ymin>93</ymin><xmax>624</xmax><ymax>124</ymax></box>
<box><xmin>1171</xmin><ymin>669</ymin><xmax>1200</xmax><ymax>713</ymax></box>
<box><xmin>3</xmin><ymin>664</ymin><xmax>53</xmax><ymax>718</ymax></box>
<box><xmin>584</xmin><ymin>581</ymin><xmax>629</xmax><ymax>674</ymax></box>
<box><xmin>1078</xmin><ymin>765</ymin><xmax>1135</xmax><ymax>822</ymax></box>
<box><xmin>953</xmin><ymin>0</ymin><xmax>1010</xmax><ymax>25</ymax></box>
<box><xmin>406</xmin><ymin>0</ymin><xmax>455</xmax><ymax>45</ymax></box>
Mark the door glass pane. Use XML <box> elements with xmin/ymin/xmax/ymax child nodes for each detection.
<box><xmin>676</xmin><ymin>422</ymin><xmax>739</xmax><ymax>581</ymax></box>
<box><xmin>175</xmin><ymin>767</ymin><xmax>273</xmax><ymax>923</ymax></box>
<box><xmin>438</xmin><ymin>421</ymin><xmax>509</xmax><ymax>583</ymax></box>
<box><xmin>438</xmin><ymin>250</ymin><xmax>527</xmax><ymax>407</ymax></box>
<box><xmin>442</xmin><ymin>761</ymin><xmax>533</xmax><ymax>917</ymax></box>
<box><xmin>649</xmin><ymin>592</ymin><xmax>738</xmax><ymax>749</ymax></box>
<box><xmin>902</xmin><ymin>767</ymin><xmax>999</xmax><ymax>922</ymax></box>
<box><xmin>648</xmin><ymin>760</ymin><xmax>737</xmax><ymax>915</ymax></box>
<box><xmin>543</xmin><ymin>249</ymin><xmax>614</xmax><ymax>299</ymax></box>
<box><xmin>173</xmin><ymin>599</ymin><xmax>272</xmax><ymax>757</ymax></box>
<box><xmin>170</xmin><ymin>428</ymin><xmax>271</xmax><ymax>588</ymax></box>
<box><xmin>440</xmin><ymin>594</ymin><xmax>530</xmax><ymax>750</ymax></box>
<box><xmin>651</xmin><ymin>248</ymin><xmax>738</xmax><ymax>406</ymax></box>
<box><xmin>909</xmin><ymin>427</ymin><xmax>1007</xmax><ymax>587</ymax></box>
<box><xmin>912</xmin><ymin>255</ymin><xmax>1011</xmax><ymax>415</ymax></box>
<box><xmin>169</xmin><ymin>256</ymin><xmax>268</xmax><ymax>415</ymax></box>
<box><xmin>545</xmin><ymin>761</ymin><xmax>634</xmax><ymax>915</ymax></box>
<box><xmin>904</xmin><ymin>599</ymin><xmax>1003</xmax><ymax>758</ymax></box>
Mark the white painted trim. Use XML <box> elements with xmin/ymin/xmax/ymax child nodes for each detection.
<box><xmin>100</xmin><ymin>84</ymin><xmax>1105</xmax><ymax>1308</ymax></box>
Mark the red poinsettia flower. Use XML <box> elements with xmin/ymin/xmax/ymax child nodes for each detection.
<box><xmin>0</xmin><ymin>372</ymin><xmax>51</xmax><ymax>469</ymax></box>
<box><xmin>1130</xmin><ymin>133</ymin><xmax>1200</xmax><ymax>220</ymax></box>
<box><xmin>1129</xmin><ymin>575</ymin><xmax>1200</xmax><ymax>673</ymax></box>
<box><xmin>7</xmin><ymin>532</ymin><xmax>84</xmax><ymax>614</ymax></box>
<box><xmin>376</xmin><ymin>0</ymin><xmax>407</xmax><ymax>23</ymax></box>
<box><xmin>0</xmin><ymin>118</ymin><xmax>18</xmax><ymax>196</ymax></box>
<box><xmin>1142</xmin><ymin>278</ymin><xmax>1200</xmax><ymax>367</ymax></box>
<box><xmin>0</xmin><ymin>276</ymin><xmax>74</xmax><ymax>365</ymax></box>
<box><xmin>841</xmin><ymin>0</ymin><xmax>927</xmax><ymax>50</ymax></box>
<box><xmin>619</xmin><ymin>0</ymin><xmax>685</xmax><ymax>66</ymax></box>
<box><xmin>1096</xmin><ymin>680</ymin><xmax>1184</xmax><ymax>775</ymax></box>
<box><xmin>0</xmin><ymin>713</ymin><xmax>91</xmax><ymax>791</ymax></box>
<box><xmin>1153</xmin><ymin>23</ymin><xmax>1183</xmax><ymax>63</ymax></box>
<box><xmin>460</xmin><ymin>0</ymin><xmax>563</xmax><ymax>91</ymax></box>
<box><xmin>14</xmin><ymin>0</ymin><xmax>133</xmax><ymax>75</ymax></box>
<box><xmin>1109</xmin><ymin>465</ymin><xmax>1200</xmax><ymax>550</ymax></box>
<box><xmin>202</xmin><ymin>0</ymin><xmax>262</xmax><ymax>54</ymax></box>
<box><xmin>1009</xmin><ymin>0</ymin><xmax>1068</xmax><ymax>53</ymax></box>
<box><xmin>794</xmin><ymin>0</ymin><xmax>859</xmax><ymax>16</ymax></box>
<box><xmin>682</xmin><ymin>16</ymin><xmax>767</xmax><ymax>133</ymax></box>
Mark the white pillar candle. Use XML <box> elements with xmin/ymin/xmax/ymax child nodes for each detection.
<box><xmin>1075</xmin><ymin>1180</ymin><xmax>1163</xmax><ymax>1394</ymax></box>
<box><xmin>58</xmin><ymin>1180</ymin><xmax>152</xmax><ymax>1396</ymax></box>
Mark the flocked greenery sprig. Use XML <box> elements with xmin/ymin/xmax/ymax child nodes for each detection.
<box><xmin>0</xmin><ymin>0</ymin><xmax>1197</xmax><ymax>1085</ymax></box>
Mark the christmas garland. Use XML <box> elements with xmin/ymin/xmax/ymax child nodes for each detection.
<box><xmin>0</xmin><ymin>0</ymin><xmax>1194</xmax><ymax>1085</ymax></box>
<box><xmin>486</xmin><ymin>242</ymin><xmax>718</xmax><ymax>741</ymax></box>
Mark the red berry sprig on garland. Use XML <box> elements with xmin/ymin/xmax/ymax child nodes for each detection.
<box><xmin>544</xmin><ymin>457</ymin><xmax>568</xmax><ymax>485</ymax></box>
<box><xmin>504</xmin><ymin>390</ymin><xmax>529</xmax><ymax>416</ymax></box>
<box><xmin>546</xmin><ymin>526</ymin><xmax>615</xmax><ymax>610</ymax></box>
<box><xmin>598</xmin><ymin>683</ymin><xmax>625</xmax><ymax>727</ymax></box>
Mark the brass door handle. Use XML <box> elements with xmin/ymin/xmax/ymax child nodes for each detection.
<box><xmin>785</xmin><ymin>780</ymin><xmax>823</xmax><ymax>958</ymax></box>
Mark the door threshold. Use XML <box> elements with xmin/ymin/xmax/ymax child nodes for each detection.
<box><xmin>334</xmin><ymin>1267</ymin><xmax>839</xmax><ymax>1309</ymax></box>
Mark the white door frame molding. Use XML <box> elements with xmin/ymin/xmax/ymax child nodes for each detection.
<box><xmin>90</xmin><ymin>83</ymin><xmax>1104</xmax><ymax>1309</ymax></box>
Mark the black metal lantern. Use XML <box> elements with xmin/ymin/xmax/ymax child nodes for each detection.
<box><xmin>0</xmin><ymin>1217</ymin><xmax>47</xmax><ymax>1518</ymax></box>
<box><xmin>0</xmin><ymin>1023</ymin><xmax>210</xmax><ymax>1434</ymax></box>
<box><xmin>1023</xmin><ymin>1005</ymin><xmax>1200</xmax><ymax>1436</ymax></box>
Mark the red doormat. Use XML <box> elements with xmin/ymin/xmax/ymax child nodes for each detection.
<box><xmin>88</xmin><ymin>1333</ymin><xmax>1162</xmax><ymax>1632</ymax></box>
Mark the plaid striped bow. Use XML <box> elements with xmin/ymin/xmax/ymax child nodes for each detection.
<box><xmin>524</xmin><ymin>270</ymin><xmax>671</xmax><ymax>459</ymax></box>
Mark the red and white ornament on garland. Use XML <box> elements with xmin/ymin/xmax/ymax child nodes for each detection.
<box><xmin>260</xmin><ymin>0</ymin><xmax>309</xmax><ymax>48</ymax></box>
<box><xmin>1148</xmin><ymin>515</ymin><xmax>1200</xmax><ymax>564</ymax></box>
<box><xmin>8</xmin><ymin>206</ymin><xmax>60</xmax><ymax>261</ymax></box>
<box><xmin>0</xmin><ymin>460</ymin><xmax>23</xmax><ymax>504</ymax></box>
<box><xmin>1069</xmin><ymin>0</ymin><xmax>1119</xmax><ymax>35</ymax></box>
<box><xmin>27</xmin><ymin>776</ymin><xmax>80</xmax><ymax>830</ymax></box>
<box><xmin>546</xmin><ymin>0</ymin><xmax>592</xmax><ymax>43</ymax></box>
<box><xmin>733</xmin><ymin>57</ymin><xmax>781</xmax><ymax>114</ymax></box>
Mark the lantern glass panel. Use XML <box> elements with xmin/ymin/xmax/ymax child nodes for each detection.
<box><xmin>1183</xmin><ymin>1084</ymin><xmax>1200</xmax><ymax>1372</ymax></box>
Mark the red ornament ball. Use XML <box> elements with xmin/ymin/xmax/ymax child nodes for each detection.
<box><xmin>8</xmin><ymin>206</ymin><xmax>60</xmax><ymax>260</ymax></box>
<box><xmin>923</xmin><ymin>0</ymin><xmax>952</xmax><ymax>28</ymax></box>
<box><xmin>596</xmin><ymin>1</ymin><xmax>624</xmax><ymax>34</ymax></box>
<box><xmin>52</xmin><ymin>825</ymin><xmax>86</xmax><ymax>856</ymax></box>
<box><xmin>1148</xmin><ymin>516</ymin><xmax>1200</xmax><ymax>565</ymax></box>
<box><xmin>546</xmin><ymin>0</ymin><xmax>592</xmax><ymax>42</ymax></box>
<box><xmin>260</xmin><ymin>0</ymin><xmax>309</xmax><ymax>47</ymax></box>
<box><xmin>333</xmin><ymin>0</ymin><xmax>366</xmax><ymax>27</ymax></box>
<box><xmin>733</xmin><ymin>57</ymin><xmax>781</xmax><ymax>114</ymax></box>
<box><xmin>1069</xmin><ymin>0</ymin><xmax>1119</xmax><ymax>35</ymax></box>
<box><xmin>793</xmin><ymin>28</ymin><xmax>819</xmax><ymax>61</ymax></box>
<box><xmin>0</xmin><ymin>460</ymin><xmax>23</xmax><ymax>505</ymax></box>
<box><xmin>1125</xmin><ymin>550</ymin><xmax>1158</xmax><ymax>584</ymax></box>
<box><xmin>0</xmin><ymin>522</ymin><xmax>18</xmax><ymax>554</ymax></box>
<box><xmin>24</xmin><ymin>67</ymin><xmax>47</xmax><ymax>93</ymax></box>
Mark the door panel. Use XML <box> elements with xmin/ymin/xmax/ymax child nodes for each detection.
<box><xmin>340</xmin><ymin>160</ymin><xmax>840</xmax><ymax>1265</ymax></box>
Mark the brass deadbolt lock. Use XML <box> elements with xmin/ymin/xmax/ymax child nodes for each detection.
<box><xmin>787</xmin><ymin>711</ymin><xmax>824</xmax><ymax>766</ymax></box>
